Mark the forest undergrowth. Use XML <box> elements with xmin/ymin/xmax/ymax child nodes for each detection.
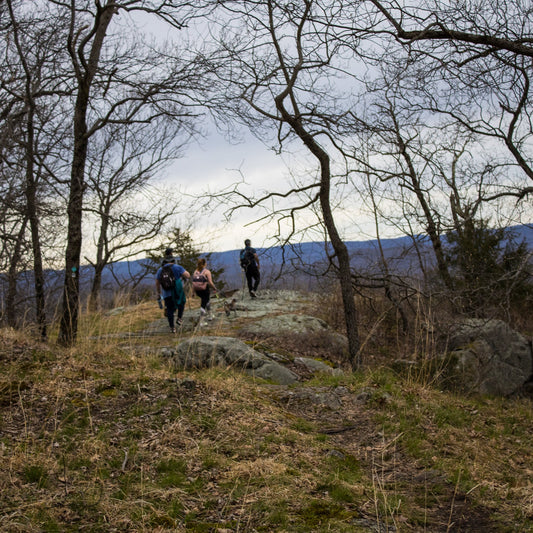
<box><xmin>1</xmin><ymin>293</ymin><xmax>532</xmax><ymax>532</ymax></box>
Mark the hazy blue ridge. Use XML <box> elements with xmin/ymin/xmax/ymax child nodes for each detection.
<box><xmin>97</xmin><ymin>224</ymin><xmax>532</xmax><ymax>289</ymax></box>
<box><xmin>3</xmin><ymin>225</ymin><xmax>531</xmax><ymax>296</ymax></box>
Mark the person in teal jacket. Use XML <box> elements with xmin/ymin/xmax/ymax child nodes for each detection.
<box><xmin>155</xmin><ymin>252</ymin><xmax>190</xmax><ymax>332</ymax></box>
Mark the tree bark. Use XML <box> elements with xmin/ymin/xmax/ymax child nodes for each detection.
<box><xmin>274</xmin><ymin>94</ymin><xmax>361</xmax><ymax>367</ymax></box>
<box><xmin>318</xmin><ymin>161</ymin><xmax>361</xmax><ymax>368</ymax></box>
<box><xmin>25</xmin><ymin>105</ymin><xmax>48</xmax><ymax>340</ymax></box>
<box><xmin>58</xmin><ymin>1</ymin><xmax>117</xmax><ymax>345</ymax></box>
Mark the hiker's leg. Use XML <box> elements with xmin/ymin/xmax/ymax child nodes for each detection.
<box><xmin>164</xmin><ymin>296</ymin><xmax>175</xmax><ymax>329</ymax></box>
<box><xmin>176</xmin><ymin>302</ymin><xmax>185</xmax><ymax>326</ymax></box>
<box><xmin>245</xmin><ymin>268</ymin><xmax>254</xmax><ymax>294</ymax></box>
<box><xmin>253</xmin><ymin>268</ymin><xmax>260</xmax><ymax>291</ymax></box>
<box><xmin>198</xmin><ymin>290</ymin><xmax>210</xmax><ymax>313</ymax></box>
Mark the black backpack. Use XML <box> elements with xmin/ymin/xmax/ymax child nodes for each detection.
<box><xmin>159</xmin><ymin>264</ymin><xmax>175</xmax><ymax>290</ymax></box>
<box><xmin>240</xmin><ymin>248</ymin><xmax>255</xmax><ymax>269</ymax></box>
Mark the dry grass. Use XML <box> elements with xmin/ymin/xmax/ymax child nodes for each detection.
<box><xmin>1</xmin><ymin>293</ymin><xmax>533</xmax><ymax>532</ymax></box>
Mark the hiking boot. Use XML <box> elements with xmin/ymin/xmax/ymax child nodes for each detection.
<box><xmin>176</xmin><ymin>318</ymin><xmax>183</xmax><ymax>327</ymax></box>
<box><xmin>171</xmin><ymin>327</ymin><xmax>176</xmax><ymax>333</ymax></box>
<box><xmin>250</xmin><ymin>290</ymin><xmax>256</xmax><ymax>298</ymax></box>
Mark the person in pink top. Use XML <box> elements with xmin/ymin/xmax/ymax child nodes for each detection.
<box><xmin>191</xmin><ymin>258</ymin><xmax>218</xmax><ymax>321</ymax></box>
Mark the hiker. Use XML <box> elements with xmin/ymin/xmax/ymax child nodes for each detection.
<box><xmin>240</xmin><ymin>238</ymin><xmax>260</xmax><ymax>298</ymax></box>
<box><xmin>192</xmin><ymin>258</ymin><xmax>218</xmax><ymax>321</ymax></box>
<box><xmin>155</xmin><ymin>251</ymin><xmax>190</xmax><ymax>333</ymax></box>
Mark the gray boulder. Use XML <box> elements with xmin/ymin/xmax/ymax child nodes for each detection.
<box><xmin>294</xmin><ymin>357</ymin><xmax>344</xmax><ymax>377</ymax></box>
<box><xmin>446</xmin><ymin>319</ymin><xmax>532</xmax><ymax>396</ymax></box>
<box><xmin>246</xmin><ymin>361</ymin><xmax>298</xmax><ymax>385</ymax></box>
<box><xmin>164</xmin><ymin>336</ymin><xmax>298</xmax><ymax>385</ymax></box>
<box><xmin>243</xmin><ymin>314</ymin><xmax>329</xmax><ymax>335</ymax></box>
<box><xmin>242</xmin><ymin>314</ymin><xmax>348</xmax><ymax>356</ymax></box>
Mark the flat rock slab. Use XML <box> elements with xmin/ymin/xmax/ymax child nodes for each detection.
<box><xmin>243</xmin><ymin>314</ymin><xmax>329</xmax><ymax>335</ymax></box>
<box><xmin>212</xmin><ymin>289</ymin><xmax>317</xmax><ymax>319</ymax></box>
<box><xmin>242</xmin><ymin>314</ymin><xmax>349</xmax><ymax>357</ymax></box>
<box><xmin>161</xmin><ymin>336</ymin><xmax>299</xmax><ymax>385</ymax></box>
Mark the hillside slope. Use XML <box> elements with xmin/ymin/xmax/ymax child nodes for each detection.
<box><xmin>1</xmin><ymin>290</ymin><xmax>532</xmax><ymax>532</ymax></box>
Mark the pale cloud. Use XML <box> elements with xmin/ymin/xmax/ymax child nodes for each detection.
<box><xmin>160</xmin><ymin>131</ymin><xmax>297</xmax><ymax>251</ymax></box>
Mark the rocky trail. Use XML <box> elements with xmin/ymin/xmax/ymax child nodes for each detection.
<box><xmin>133</xmin><ymin>289</ymin><xmax>506</xmax><ymax>532</ymax></box>
<box><xmin>2</xmin><ymin>291</ymin><xmax>529</xmax><ymax>531</ymax></box>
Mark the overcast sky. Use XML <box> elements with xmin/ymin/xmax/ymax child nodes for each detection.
<box><xmin>124</xmin><ymin>13</ymin><xmax>304</xmax><ymax>253</ymax></box>
<box><xmin>123</xmin><ymin>10</ymin><xmax>378</xmax><ymax>254</ymax></box>
<box><xmin>120</xmin><ymin>8</ymin><xmax>398</xmax><ymax>255</ymax></box>
<box><xmin>123</xmin><ymin>7</ymin><xmax>533</xmax><ymax>256</ymax></box>
<box><xmin>161</xmin><ymin>129</ymin><xmax>295</xmax><ymax>252</ymax></box>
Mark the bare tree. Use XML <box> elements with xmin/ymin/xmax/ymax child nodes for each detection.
<box><xmin>366</xmin><ymin>0</ymin><xmax>533</xmax><ymax>200</ymax></box>
<box><xmin>204</xmin><ymin>0</ymin><xmax>368</xmax><ymax>366</ymax></box>
<box><xmin>348</xmin><ymin>89</ymin><xmax>457</xmax><ymax>290</ymax></box>
<box><xmin>343</xmin><ymin>58</ymin><xmax>533</xmax><ymax>322</ymax></box>
<box><xmin>1</xmin><ymin>0</ymin><xmax>70</xmax><ymax>336</ymax></box>
<box><xmin>54</xmin><ymin>0</ymin><xmax>212</xmax><ymax>345</ymax></box>
<box><xmin>83</xmin><ymin>118</ymin><xmax>191</xmax><ymax>310</ymax></box>
<box><xmin>0</xmin><ymin>67</ymin><xmax>27</xmax><ymax>325</ymax></box>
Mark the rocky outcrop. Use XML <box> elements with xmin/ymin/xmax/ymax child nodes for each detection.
<box><xmin>162</xmin><ymin>336</ymin><xmax>299</xmax><ymax>385</ymax></box>
<box><xmin>242</xmin><ymin>314</ymin><xmax>349</xmax><ymax>356</ymax></box>
<box><xmin>144</xmin><ymin>290</ymin><xmax>346</xmax><ymax>384</ymax></box>
<box><xmin>445</xmin><ymin>318</ymin><xmax>533</xmax><ymax>396</ymax></box>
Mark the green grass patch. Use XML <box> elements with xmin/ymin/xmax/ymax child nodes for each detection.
<box><xmin>155</xmin><ymin>457</ymin><xmax>188</xmax><ymax>488</ymax></box>
<box><xmin>297</xmin><ymin>498</ymin><xmax>352</xmax><ymax>528</ymax></box>
<box><xmin>23</xmin><ymin>464</ymin><xmax>49</xmax><ymax>488</ymax></box>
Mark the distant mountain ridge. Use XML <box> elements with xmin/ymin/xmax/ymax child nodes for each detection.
<box><xmin>101</xmin><ymin>224</ymin><xmax>532</xmax><ymax>290</ymax></box>
<box><xmin>204</xmin><ymin>224</ymin><xmax>533</xmax><ymax>285</ymax></box>
<box><xmin>2</xmin><ymin>225</ymin><xmax>531</xmax><ymax>308</ymax></box>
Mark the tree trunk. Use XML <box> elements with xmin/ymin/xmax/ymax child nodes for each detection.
<box><xmin>6</xmin><ymin>219</ymin><xmax>28</xmax><ymax>328</ymax></box>
<box><xmin>88</xmin><ymin>264</ymin><xmax>104</xmax><ymax>312</ymax></box>
<box><xmin>7</xmin><ymin>0</ymin><xmax>48</xmax><ymax>339</ymax></box>
<box><xmin>319</xmin><ymin>167</ymin><xmax>361</xmax><ymax>368</ymax></box>
<box><xmin>58</xmin><ymin>105</ymin><xmax>87</xmax><ymax>345</ymax></box>
<box><xmin>88</xmin><ymin>207</ymin><xmax>110</xmax><ymax>311</ymax></box>
<box><xmin>58</xmin><ymin>1</ymin><xmax>117</xmax><ymax>345</ymax></box>
<box><xmin>25</xmin><ymin>107</ymin><xmax>47</xmax><ymax>340</ymax></box>
<box><xmin>274</xmin><ymin>94</ymin><xmax>361</xmax><ymax>367</ymax></box>
<box><xmin>368</xmin><ymin>174</ymin><xmax>409</xmax><ymax>333</ymax></box>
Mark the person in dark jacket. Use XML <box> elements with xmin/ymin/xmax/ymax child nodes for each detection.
<box><xmin>240</xmin><ymin>239</ymin><xmax>260</xmax><ymax>298</ymax></box>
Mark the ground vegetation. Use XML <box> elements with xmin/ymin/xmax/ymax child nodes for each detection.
<box><xmin>1</xmin><ymin>290</ymin><xmax>532</xmax><ymax>531</ymax></box>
